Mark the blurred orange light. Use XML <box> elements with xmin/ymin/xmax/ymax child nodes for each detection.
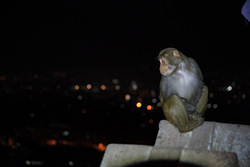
<box><xmin>147</xmin><ymin>105</ymin><xmax>152</xmax><ymax>110</ymax></box>
<box><xmin>8</xmin><ymin>138</ymin><xmax>14</xmax><ymax>146</ymax></box>
<box><xmin>101</xmin><ymin>84</ymin><xmax>106</xmax><ymax>90</ymax></box>
<box><xmin>136</xmin><ymin>102</ymin><xmax>142</xmax><ymax>108</ymax></box>
<box><xmin>47</xmin><ymin>139</ymin><xmax>57</xmax><ymax>146</ymax></box>
<box><xmin>74</xmin><ymin>85</ymin><xmax>80</xmax><ymax>90</ymax></box>
<box><xmin>149</xmin><ymin>119</ymin><xmax>154</xmax><ymax>124</ymax></box>
<box><xmin>98</xmin><ymin>143</ymin><xmax>106</xmax><ymax>152</ymax></box>
<box><xmin>86</xmin><ymin>84</ymin><xmax>92</xmax><ymax>90</ymax></box>
<box><xmin>82</xmin><ymin>109</ymin><xmax>87</xmax><ymax>114</ymax></box>
<box><xmin>61</xmin><ymin>140</ymin><xmax>68</xmax><ymax>145</ymax></box>
<box><xmin>0</xmin><ymin>76</ymin><xmax>6</xmax><ymax>81</ymax></box>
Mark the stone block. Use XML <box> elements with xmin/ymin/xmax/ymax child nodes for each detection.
<box><xmin>100</xmin><ymin>144</ymin><xmax>239</xmax><ymax>167</ymax></box>
<box><xmin>212</xmin><ymin>123</ymin><xmax>250</xmax><ymax>167</ymax></box>
<box><xmin>155</xmin><ymin>120</ymin><xmax>250</xmax><ymax>167</ymax></box>
<box><xmin>100</xmin><ymin>120</ymin><xmax>249</xmax><ymax>167</ymax></box>
<box><xmin>149</xmin><ymin>146</ymin><xmax>181</xmax><ymax>161</ymax></box>
<box><xmin>155</xmin><ymin>120</ymin><xmax>192</xmax><ymax>148</ymax></box>
<box><xmin>180</xmin><ymin>149</ymin><xmax>238</xmax><ymax>167</ymax></box>
<box><xmin>189</xmin><ymin>121</ymin><xmax>216</xmax><ymax>150</ymax></box>
<box><xmin>100</xmin><ymin>144</ymin><xmax>152</xmax><ymax>167</ymax></box>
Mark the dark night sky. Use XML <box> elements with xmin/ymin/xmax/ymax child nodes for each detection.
<box><xmin>1</xmin><ymin>1</ymin><xmax>250</xmax><ymax>76</ymax></box>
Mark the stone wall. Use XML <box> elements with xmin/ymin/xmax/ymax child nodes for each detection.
<box><xmin>100</xmin><ymin>120</ymin><xmax>250</xmax><ymax>167</ymax></box>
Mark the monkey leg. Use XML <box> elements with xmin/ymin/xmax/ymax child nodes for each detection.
<box><xmin>195</xmin><ymin>85</ymin><xmax>208</xmax><ymax>116</ymax></box>
<box><xmin>162</xmin><ymin>94</ymin><xmax>204</xmax><ymax>132</ymax></box>
<box><xmin>163</xmin><ymin>95</ymin><xmax>189</xmax><ymax>128</ymax></box>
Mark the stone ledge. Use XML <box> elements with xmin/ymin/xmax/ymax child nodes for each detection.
<box><xmin>100</xmin><ymin>144</ymin><xmax>238</xmax><ymax>167</ymax></box>
<box><xmin>155</xmin><ymin>120</ymin><xmax>250</xmax><ymax>167</ymax></box>
<box><xmin>100</xmin><ymin>120</ymin><xmax>250</xmax><ymax>167</ymax></box>
<box><xmin>100</xmin><ymin>144</ymin><xmax>152</xmax><ymax>167</ymax></box>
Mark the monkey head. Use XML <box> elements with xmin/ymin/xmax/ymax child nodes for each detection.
<box><xmin>158</xmin><ymin>48</ymin><xmax>183</xmax><ymax>76</ymax></box>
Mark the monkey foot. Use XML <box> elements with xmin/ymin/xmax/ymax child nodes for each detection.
<box><xmin>188</xmin><ymin>112</ymin><xmax>202</xmax><ymax>120</ymax></box>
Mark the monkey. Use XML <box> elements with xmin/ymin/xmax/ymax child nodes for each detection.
<box><xmin>158</xmin><ymin>48</ymin><xmax>208</xmax><ymax>132</ymax></box>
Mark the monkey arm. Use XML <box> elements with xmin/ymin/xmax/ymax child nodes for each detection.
<box><xmin>195</xmin><ymin>86</ymin><xmax>208</xmax><ymax>116</ymax></box>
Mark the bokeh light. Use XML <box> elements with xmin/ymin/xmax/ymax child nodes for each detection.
<box><xmin>136</xmin><ymin>102</ymin><xmax>142</xmax><ymax>108</ymax></box>
<box><xmin>86</xmin><ymin>84</ymin><xmax>92</xmax><ymax>90</ymax></box>
<box><xmin>125</xmin><ymin>94</ymin><xmax>131</xmax><ymax>102</ymax></box>
<box><xmin>98</xmin><ymin>143</ymin><xmax>106</xmax><ymax>152</ymax></box>
<box><xmin>100</xmin><ymin>84</ymin><xmax>107</xmax><ymax>90</ymax></box>
<box><xmin>149</xmin><ymin>119</ymin><xmax>154</xmax><ymax>124</ymax></box>
<box><xmin>147</xmin><ymin>105</ymin><xmax>152</xmax><ymax>110</ymax></box>
<box><xmin>74</xmin><ymin>85</ymin><xmax>80</xmax><ymax>90</ymax></box>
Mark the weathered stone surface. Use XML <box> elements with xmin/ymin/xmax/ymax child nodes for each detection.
<box><xmin>155</xmin><ymin>120</ymin><xmax>250</xmax><ymax>167</ymax></box>
<box><xmin>155</xmin><ymin>120</ymin><xmax>192</xmax><ymax>148</ymax></box>
<box><xmin>100</xmin><ymin>144</ymin><xmax>152</xmax><ymax>167</ymax></box>
<box><xmin>149</xmin><ymin>146</ymin><xmax>181</xmax><ymax>161</ymax></box>
<box><xmin>212</xmin><ymin>123</ymin><xmax>250</xmax><ymax>167</ymax></box>
<box><xmin>180</xmin><ymin>149</ymin><xmax>238</xmax><ymax>167</ymax></box>
<box><xmin>100</xmin><ymin>120</ymin><xmax>249</xmax><ymax>167</ymax></box>
<box><xmin>100</xmin><ymin>144</ymin><xmax>239</xmax><ymax>167</ymax></box>
<box><xmin>189</xmin><ymin>121</ymin><xmax>216</xmax><ymax>150</ymax></box>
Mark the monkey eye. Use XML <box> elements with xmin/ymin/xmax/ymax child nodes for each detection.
<box><xmin>161</xmin><ymin>59</ymin><xmax>166</xmax><ymax>64</ymax></box>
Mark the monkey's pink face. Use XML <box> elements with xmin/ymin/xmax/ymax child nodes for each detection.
<box><xmin>159</xmin><ymin>58</ymin><xmax>175</xmax><ymax>76</ymax></box>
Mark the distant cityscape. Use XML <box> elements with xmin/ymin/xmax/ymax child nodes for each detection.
<box><xmin>0</xmin><ymin>69</ymin><xmax>249</xmax><ymax>166</ymax></box>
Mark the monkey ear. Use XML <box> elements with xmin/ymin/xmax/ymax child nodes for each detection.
<box><xmin>173</xmin><ymin>49</ymin><xmax>180</xmax><ymax>58</ymax></box>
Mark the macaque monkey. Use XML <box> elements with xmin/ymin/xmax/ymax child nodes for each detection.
<box><xmin>159</xmin><ymin>48</ymin><xmax>208</xmax><ymax>132</ymax></box>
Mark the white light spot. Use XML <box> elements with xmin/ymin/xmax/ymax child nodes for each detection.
<box><xmin>132</xmin><ymin>84</ymin><xmax>138</xmax><ymax>90</ymax></box>
<box><xmin>26</xmin><ymin>160</ymin><xmax>31</xmax><ymax>165</ymax></box>
<box><xmin>62</xmin><ymin>131</ymin><xmax>69</xmax><ymax>136</ymax></box>
<box><xmin>213</xmin><ymin>104</ymin><xmax>218</xmax><ymax>109</ymax></box>
<box><xmin>77</xmin><ymin>95</ymin><xmax>83</xmax><ymax>100</ymax></box>
<box><xmin>115</xmin><ymin>85</ymin><xmax>120</xmax><ymax>90</ymax></box>
<box><xmin>112</xmin><ymin>79</ymin><xmax>119</xmax><ymax>84</ymax></box>
<box><xmin>207</xmin><ymin>103</ymin><xmax>211</xmax><ymax>108</ymax></box>
<box><xmin>226</xmin><ymin>86</ymin><xmax>232</xmax><ymax>91</ymax></box>
<box><xmin>152</xmin><ymin>98</ymin><xmax>157</xmax><ymax>103</ymax></box>
<box><xmin>69</xmin><ymin>161</ymin><xmax>74</xmax><ymax>166</ymax></box>
<box><xmin>131</xmin><ymin>81</ymin><xmax>138</xmax><ymax>90</ymax></box>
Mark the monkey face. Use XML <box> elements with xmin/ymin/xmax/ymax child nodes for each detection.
<box><xmin>159</xmin><ymin>58</ymin><xmax>176</xmax><ymax>76</ymax></box>
<box><xmin>158</xmin><ymin>48</ymin><xmax>182</xmax><ymax>76</ymax></box>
